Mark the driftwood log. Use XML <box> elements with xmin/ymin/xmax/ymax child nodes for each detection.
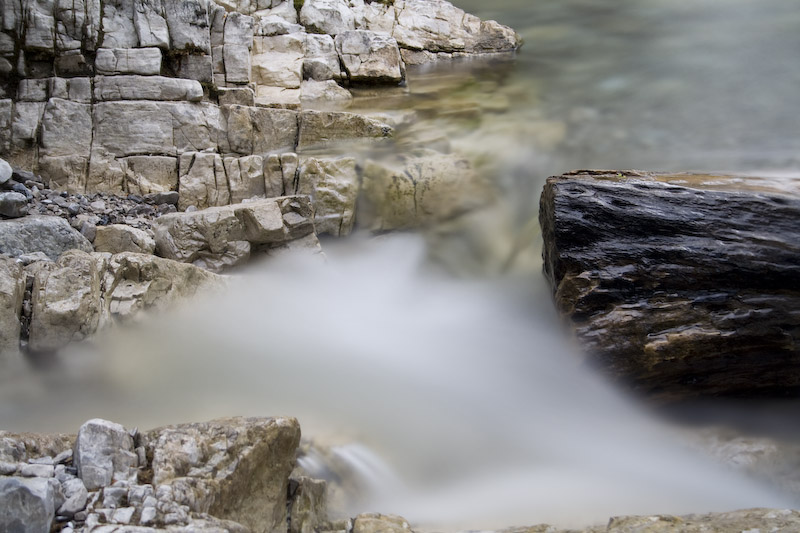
<box><xmin>540</xmin><ymin>170</ymin><xmax>800</xmax><ymax>401</ymax></box>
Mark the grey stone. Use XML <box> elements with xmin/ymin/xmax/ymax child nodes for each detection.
<box><xmin>0</xmin><ymin>102</ymin><xmax>10</xmax><ymax>153</ymax></box>
<box><xmin>289</xmin><ymin>476</ymin><xmax>327</xmax><ymax>533</ymax></box>
<box><xmin>335</xmin><ymin>30</ymin><xmax>404</xmax><ymax>84</ymax></box>
<box><xmin>281</xmin><ymin>152</ymin><xmax>298</xmax><ymax>196</ymax></box>
<box><xmin>297</xmin><ymin>157</ymin><xmax>358</xmax><ymax>236</ymax></box>
<box><xmin>74</xmin><ymin>419</ymin><xmax>137</xmax><ymax>491</ymax></box>
<box><xmin>134</xmin><ymin>0</ymin><xmax>170</xmax><ymax>49</ymax></box>
<box><xmin>297</xmin><ymin>110</ymin><xmax>393</xmax><ymax>150</ymax></box>
<box><xmin>11</xmin><ymin>101</ymin><xmax>46</xmax><ymax>151</ymax></box>
<box><xmin>95</xmin><ymin>47</ymin><xmax>163</xmax><ymax>75</ymax></box>
<box><xmin>58</xmin><ymin>478</ymin><xmax>88</xmax><ymax>517</ymax></box>
<box><xmin>360</xmin><ymin>150</ymin><xmax>488</xmax><ymax>230</ymax></box>
<box><xmin>0</xmin><ymin>215</ymin><xmax>93</xmax><ymax>260</ymax></box>
<box><xmin>94</xmin><ymin>225</ymin><xmax>156</xmax><ymax>255</ymax></box>
<box><xmin>174</xmin><ymin>53</ymin><xmax>213</xmax><ymax>82</ymax></box>
<box><xmin>0</xmin><ymin>158</ymin><xmax>11</xmax><ymax>185</ymax></box>
<box><xmin>255</xmin><ymin>14</ymin><xmax>303</xmax><ymax>36</ymax></box>
<box><xmin>111</xmin><ymin>506</ymin><xmax>136</xmax><ymax>524</ymax></box>
<box><xmin>20</xmin><ymin>463</ymin><xmax>55</xmax><ymax>477</ymax></box>
<box><xmin>101</xmin><ymin>0</ymin><xmax>138</xmax><ymax>48</ymax></box>
<box><xmin>300</xmin><ymin>80</ymin><xmax>352</xmax><ymax>109</ymax></box>
<box><xmin>144</xmin><ymin>190</ymin><xmax>180</xmax><ymax>205</ymax></box>
<box><xmin>219</xmin><ymin>105</ymin><xmax>298</xmax><ymax>155</ymax></box>
<box><xmin>54</xmin><ymin>49</ymin><xmax>92</xmax><ymax>76</ymax></box>
<box><xmin>225</xmin><ymin>155</ymin><xmax>265</xmax><ymax>204</ymax></box>
<box><xmin>217</xmin><ymin>86</ymin><xmax>255</xmax><ymax>106</ymax></box>
<box><xmin>28</xmin><ymin>250</ymin><xmax>103</xmax><ymax>352</ymax></box>
<box><xmin>40</xmin><ymin>98</ymin><xmax>93</xmax><ymax>158</ymax></box>
<box><xmin>0</xmin><ymin>461</ymin><xmax>17</xmax><ymax>474</ymax></box>
<box><xmin>104</xmin><ymin>252</ymin><xmax>226</xmax><ymax>320</ymax></box>
<box><xmin>304</xmin><ymin>34</ymin><xmax>342</xmax><ymax>81</ymax></box>
<box><xmin>164</xmin><ymin>0</ymin><xmax>211</xmax><ymax>53</ymax></box>
<box><xmin>177</xmin><ymin>151</ymin><xmax>229</xmax><ymax>211</ymax></box>
<box><xmin>0</xmin><ymin>477</ymin><xmax>55</xmax><ymax>533</ymax></box>
<box><xmin>23</xmin><ymin>0</ymin><xmax>56</xmax><ymax>51</ymax></box>
<box><xmin>224</xmin><ymin>43</ymin><xmax>252</xmax><ymax>84</ymax></box>
<box><xmin>48</xmin><ymin>77</ymin><xmax>92</xmax><ymax>103</ymax></box>
<box><xmin>93</xmin><ymin>75</ymin><xmax>203</xmax><ymax>101</ymax></box>
<box><xmin>54</xmin><ymin>449</ymin><xmax>73</xmax><ymax>464</ymax></box>
<box><xmin>92</xmin><ymin>101</ymin><xmax>220</xmax><ymax>158</ymax></box>
<box><xmin>300</xmin><ymin>0</ymin><xmax>354</xmax><ymax>36</ymax></box>
<box><xmin>102</xmin><ymin>485</ymin><xmax>128</xmax><ymax>508</ymax></box>
<box><xmin>352</xmin><ymin>514</ymin><xmax>411</xmax><ymax>533</ymax></box>
<box><xmin>17</xmin><ymin>78</ymin><xmax>49</xmax><ymax>101</ymax></box>
<box><xmin>54</xmin><ymin>0</ymin><xmax>101</xmax><ymax>52</ymax></box>
<box><xmin>252</xmin><ymin>33</ymin><xmax>305</xmax><ymax>89</ymax></box>
<box><xmin>145</xmin><ymin>417</ymin><xmax>300</xmax><ymax>533</ymax></box>
<box><xmin>0</xmin><ymin>191</ymin><xmax>29</xmax><ymax>218</ymax></box>
<box><xmin>153</xmin><ymin>197</ymin><xmax>314</xmax><ymax>271</ymax></box>
<box><xmin>0</xmin><ymin>256</ymin><xmax>24</xmax><ymax>359</ymax></box>
<box><xmin>264</xmin><ymin>154</ymin><xmax>283</xmax><ymax>197</ymax></box>
<box><xmin>392</xmin><ymin>0</ymin><xmax>521</xmax><ymax>55</ymax></box>
<box><xmin>123</xmin><ymin>155</ymin><xmax>178</xmax><ymax>196</ymax></box>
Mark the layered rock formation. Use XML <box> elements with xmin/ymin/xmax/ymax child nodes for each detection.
<box><xmin>540</xmin><ymin>170</ymin><xmax>800</xmax><ymax>400</ymax></box>
<box><xmin>0</xmin><ymin>0</ymin><xmax>520</xmax><ymax>214</ymax></box>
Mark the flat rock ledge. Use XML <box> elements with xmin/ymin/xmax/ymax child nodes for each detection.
<box><xmin>2</xmin><ymin>417</ymin><xmax>799</xmax><ymax>533</ymax></box>
<box><xmin>539</xmin><ymin>170</ymin><xmax>800</xmax><ymax>401</ymax></box>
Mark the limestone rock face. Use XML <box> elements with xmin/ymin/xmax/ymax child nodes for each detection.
<box><xmin>392</xmin><ymin>0</ymin><xmax>522</xmax><ymax>55</ymax></box>
<box><xmin>0</xmin><ymin>215</ymin><xmax>93</xmax><ymax>261</ymax></box>
<box><xmin>73</xmin><ymin>418</ymin><xmax>138</xmax><ymax>491</ymax></box>
<box><xmin>28</xmin><ymin>250</ymin><xmax>103</xmax><ymax>352</ymax></box>
<box><xmin>0</xmin><ymin>256</ymin><xmax>25</xmax><ymax>357</ymax></box>
<box><xmin>360</xmin><ymin>151</ymin><xmax>489</xmax><ymax>230</ymax></box>
<box><xmin>95</xmin><ymin>47</ymin><xmax>163</xmax><ymax>75</ymax></box>
<box><xmin>93</xmin><ymin>75</ymin><xmax>204</xmax><ymax>102</ymax></box>
<box><xmin>300</xmin><ymin>80</ymin><xmax>352</xmax><ymax>109</ymax></box>
<box><xmin>0</xmin><ymin>477</ymin><xmax>55</xmax><ymax>533</ymax></box>
<box><xmin>94</xmin><ymin>224</ymin><xmax>156</xmax><ymax>255</ymax></box>
<box><xmin>335</xmin><ymin>30</ymin><xmax>404</xmax><ymax>84</ymax></box>
<box><xmin>296</xmin><ymin>156</ymin><xmax>359</xmax><ymax>236</ymax></box>
<box><xmin>144</xmin><ymin>416</ymin><xmax>301</xmax><ymax>533</ymax></box>
<box><xmin>252</xmin><ymin>32</ymin><xmax>305</xmax><ymax>89</ymax></box>
<box><xmin>300</xmin><ymin>0</ymin><xmax>355</xmax><ymax>36</ymax></box>
<box><xmin>153</xmin><ymin>196</ymin><xmax>315</xmax><ymax>272</ymax></box>
<box><xmin>104</xmin><ymin>251</ymin><xmax>226</xmax><ymax>320</ymax></box>
<box><xmin>539</xmin><ymin>171</ymin><xmax>800</xmax><ymax>400</ymax></box>
<box><xmin>303</xmin><ymin>33</ymin><xmax>342</xmax><ymax>81</ymax></box>
<box><xmin>298</xmin><ymin>110</ymin><xmax>393</xmax><ymax>150</ymax></box>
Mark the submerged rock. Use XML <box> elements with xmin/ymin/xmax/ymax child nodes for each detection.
<box><xmin>360</xmin><ymin>150</ymin><xmax>491</xmax><ymax>231</ymax></box>
<box><xmin>540</xmin><ymin>171</ymin><xmax>800</xmax><ymax>400</ymax></box>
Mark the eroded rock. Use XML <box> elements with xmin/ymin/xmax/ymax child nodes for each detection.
<box><xmin>153</xmin><ymin>196</ymin><xmax>315</xmax><ymax>272</ymax></box>
<box><xmin>0</xmin><ymin>215</ymin><xmax>93</xmax><ymax>261</ymax></box>
<box><xmin>539</xmin><ymin>171</ymin><xmax>800</xmax><ymax>400</ymax></box>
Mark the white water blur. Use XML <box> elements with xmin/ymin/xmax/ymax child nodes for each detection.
<box><xmin>0</xmin><ymin>235</ymin><xmax>792</xmax><ymax>529</ymax></box>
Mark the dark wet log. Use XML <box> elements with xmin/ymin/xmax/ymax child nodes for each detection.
<box><xmin>540</xmin><ymin>170</ymin><xmax>800</xmax><ymax>401</ymax></box>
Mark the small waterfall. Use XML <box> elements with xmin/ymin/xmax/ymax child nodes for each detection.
<box><xmin>0</xmin><ymin>235</ymin><xmax>791</xmax><ymax>528</ymax></box>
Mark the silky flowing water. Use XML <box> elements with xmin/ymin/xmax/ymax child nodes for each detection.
<box><xmin>2</xmin><ymin>0</ymin><xmax>800</xmax><ymax>529</ymax></box>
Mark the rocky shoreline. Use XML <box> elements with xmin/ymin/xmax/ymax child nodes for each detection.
<box><xmin>2</xmin><ymin>1</ymin><xmax>799</xmax><ymax>532</ymax></box>
<box><xmin>3</xmin><ymin>415</ymin><xmax>800</xmax><ymax>533</ymax></box>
